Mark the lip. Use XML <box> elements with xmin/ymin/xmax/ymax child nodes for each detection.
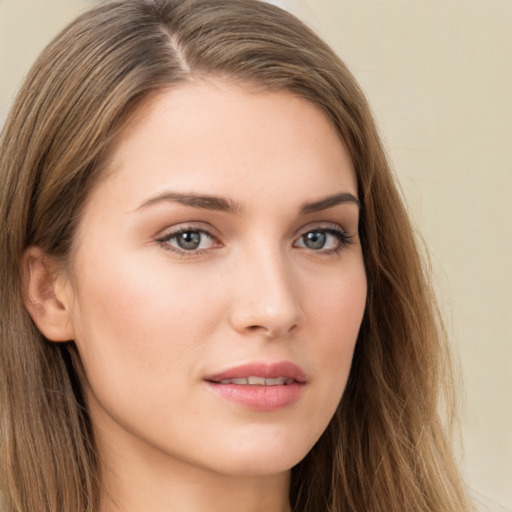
<box><xmin>204</xmin><ymin>361</ymin><xmax>307</xmax><ymax>412</ymax></box>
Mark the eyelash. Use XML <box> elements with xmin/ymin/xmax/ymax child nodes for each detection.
<box><xmin>156</xmin><ymin>226</ymin><xmax>218</xmax><ymax>258</ymax></box>
<box><xmin>156</xmin><ymin>224</ymin><xmax>353</xmax><ymax>258</ymax></box>
<box><xmin>294</xmin><ymin>226</ymin><xmax>353</xmax><ymax>256</ymax></box>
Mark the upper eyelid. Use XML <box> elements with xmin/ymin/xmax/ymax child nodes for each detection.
<box><xmin>156</xmin><ymin>222</ymin><xmax>220</xmax><ymax>240</ymax></box>
<box><xmin>156</xmin><ymin>220</ymin><xmax>351</xmax><ymax>235</ymax></box>
<box><xmin>294</xmin><ymin>221</ymin><xmax>350</xmax><ymax>237</ymax></box>
<box><xmin>154</xmin><ymin>220</ymin><xmax>353</xmax><ymax>245</ymax></box>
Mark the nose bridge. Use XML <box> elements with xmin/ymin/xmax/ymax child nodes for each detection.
<box><xmin>229</xmin><ymin>239</ymin><xmax>303</xmax><ymax>337</ymax></box>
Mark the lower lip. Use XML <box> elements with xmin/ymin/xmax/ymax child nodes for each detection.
<box><xmin>205</xmin><ymin>382</ymin><xmax>305</xmax><ymax>411</ymax></box>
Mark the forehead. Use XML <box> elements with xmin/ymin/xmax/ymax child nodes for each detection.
<box><xmin>94</xmin><ymin>79</ymin><xmax>356</xmax><ymax>211</ymax></box>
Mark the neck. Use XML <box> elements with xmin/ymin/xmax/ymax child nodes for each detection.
<box><xmin>95</xmin><ymin>424</ymin><xmax>292</xmax><ymax>512</ymax></box>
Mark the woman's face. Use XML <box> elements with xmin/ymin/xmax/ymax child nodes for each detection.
<box><xmin>62</xmin><ymin>80</ymin><xmax>367</xmax><ymax>478</ymax></box>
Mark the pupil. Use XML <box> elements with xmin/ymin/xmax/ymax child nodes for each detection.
<box><xmin>304</xmin><ymin>231</ymin><xmax>326</xmax><ymax>249</ymax></box>
<box><xmin>177</xmin><ymin>231</ymin><xmax>201</xmax><ymax>250</ymax></box>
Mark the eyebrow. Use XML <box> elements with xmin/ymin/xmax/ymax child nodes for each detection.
<box><xmin>137</xmin><ymin>190</ymin><xmax>359</xmax><ymax>214</ymax></box>
<box><xmin>299</xmin><ymin>192</ymin><xmax>360</xmax><ymax>214</ymax></box>
<box><xmin>137</xmin><ymin>192</ymin><xmax>242</xmax><ymax>214</ymax></box>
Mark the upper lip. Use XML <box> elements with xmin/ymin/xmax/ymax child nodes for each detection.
<box><xmin>205</xmin><ymin>361</ymin><xmax>307</xmax><ymax>384</ymax></box>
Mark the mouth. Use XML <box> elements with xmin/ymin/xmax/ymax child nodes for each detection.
<box><xmin>215</xmin><ymin>376</ymin><xmax>295</xmax><ymax>386</ymax></box>
<box><xmin>204</xmin><ymin>361</ymin><xmax>307</xmax><ymax>411</ymax></box>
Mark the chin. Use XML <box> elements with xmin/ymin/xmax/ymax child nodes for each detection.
<box><xmin>205</xmin><ymin>435</ymin><xmax>316</xmax><ymax>477</ymax></box>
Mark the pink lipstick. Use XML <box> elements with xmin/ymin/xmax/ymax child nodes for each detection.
<box><xmin>204</xmin><ymin>361</ymin><xmax>306</xmax><ymax>411</ymax></box>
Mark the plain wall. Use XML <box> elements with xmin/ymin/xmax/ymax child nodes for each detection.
<box><xmin>291</xmin><ymin>1</ymin><xmax>512</xmax><ymax>508</ymax></box>
<box><xmin>1</xmin><ymin>0</ymin><xmax>511</xmax><ymax>508</ymax></box>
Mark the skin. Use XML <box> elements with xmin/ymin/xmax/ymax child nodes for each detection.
<box><xmin>31</xmin><ymin>80</ymin><xmax>367</xmax><ymax>512</ymax></box>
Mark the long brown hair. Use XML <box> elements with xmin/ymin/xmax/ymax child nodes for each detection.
<box><xmin>0</xmin><ymin>1</ymin><xmax>471</xmax><ymax>511</ymax></box>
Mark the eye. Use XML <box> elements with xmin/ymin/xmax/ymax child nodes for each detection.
<box><xmin>294</xmin><ymin>227</ymin><xmax>352</xmax><ymax>254</ymax></box>
<box><xmin>157</xmin><ymin>227</ymin><xmax>219</xmax><ymax>254</ymax></box>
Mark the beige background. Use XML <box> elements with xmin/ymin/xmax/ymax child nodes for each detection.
<box><xmin>1</xmin><ymin>0</ymin><xmax>511</xmax><ymax>508</ymax></box>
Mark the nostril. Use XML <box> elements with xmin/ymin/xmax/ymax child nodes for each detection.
<box><xmin>247</xmin><ymin>324</ymin><xmax>271</xmax><ymax>334</ymax></box>
<box><xmin>245</xmin><ymin>323</ymin><xmax>299</xmax><ymax>338</ymax></box>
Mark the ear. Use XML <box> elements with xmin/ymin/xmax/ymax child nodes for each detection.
<box><xmin>22</xmin><ymin>246</ymin><xmax>75</xmax><ymax>342</ymax></box>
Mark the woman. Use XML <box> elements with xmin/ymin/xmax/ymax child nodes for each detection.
<box><xmin>0</xmin><ymin>0</ymin><xmax>472</xmax><ymax>511</ymax></box>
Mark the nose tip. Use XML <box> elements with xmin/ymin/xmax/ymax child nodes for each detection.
<box><xmin>236</xmin><ymin>305</ymin><xmax>302</xmax><ymax>338</ymax></box>
<box><xmin>229</xmin><ymin>261</ymin><xmax>304</xmax><ymax>339</ymax></box>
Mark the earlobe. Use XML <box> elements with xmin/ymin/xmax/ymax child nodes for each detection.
<box><xmin>22</xmin><ymin>246</ymin><xmax>75</xmax><ymax>342</ymax></box>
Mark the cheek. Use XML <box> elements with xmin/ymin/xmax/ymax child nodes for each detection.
<box><xmin>68</xmin><ymin>254</ymin><xmax>226</xmax><ymax>396</ymax></box>
<box><xmin>303</xmin><ymin>261</ymin><xmax>366</xmax><ymax>385</ymax></box>
<box><xmin>305</xmin><ymin>258</ymin><xmax>367</xmax><ymax>335</ymax></box>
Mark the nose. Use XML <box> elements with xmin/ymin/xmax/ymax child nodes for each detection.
<box><xmin>228</xmin><ymin>246</ymin><xmax>305</xmax><ymax>338</ymax></box>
